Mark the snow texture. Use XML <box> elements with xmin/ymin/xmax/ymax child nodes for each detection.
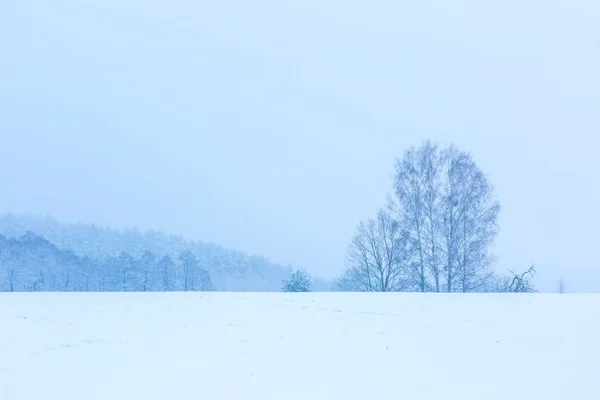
<box><xmin>1</xmin><ymin>293</ymin><xmax>598</xmax><ymax>399</ymax></box>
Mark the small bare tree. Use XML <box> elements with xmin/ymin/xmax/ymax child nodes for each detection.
<box><xmin>336</xmin><ymin>210</ymin><xmax>412</xmax><ymax>292</ymax></box>
<box><xmin>506</xmin><ymin>265</ymin><xmax>537</xmax><ymax>293</ymax></box>
<box><xmin>179</xmin><ymin>251</ymin><xmax>197</xmax><ymax>291</ymax></box>
<box><xmin>158</xmin><ymin>255</ymin><xmax>174</xmax><ymax>291</ymax></box>
<box><xmin>556</xmin><ymin>277</ymin><xmax>566</xmax><ymax>294</ymax></box>
<box><xmin>141</xmin><ymin>250</ymin><xmax>155</xmax><ymax>292</ymax></box>
<box><xmin>8</xmin><ymin>266</ymin><xmax>16</xmax><ymax>292</ymax></box>
<box><xmin>481</xmin><ymin>266</ymin><xmax>537</xmax><ymax>293</ymax></box>
<box><xmin>118</xmin><ymin>251</ymin><xmax>134</xmax><ymax>291</ymax></box>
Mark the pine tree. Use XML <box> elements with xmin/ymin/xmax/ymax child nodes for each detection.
<box><xmin>282</xmin><ymin>270</ymin><xmax>311</xmax><ymax>292</ymax></box>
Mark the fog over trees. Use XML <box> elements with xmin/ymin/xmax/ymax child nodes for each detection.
<box><xmin>0</xmin><ymin>231</ymin><xmax>215</xmax><ymax>292</ymax></box>
<box><xmin>0</xmin><ymin>215</ymin><xmax>296</xmax><ymax>292</ymax></box>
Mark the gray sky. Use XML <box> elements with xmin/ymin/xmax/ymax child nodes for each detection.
<box><xmin>1</xmin><ymin>0</ymin><xmax>599</xmax><ymax>292</ymax></box>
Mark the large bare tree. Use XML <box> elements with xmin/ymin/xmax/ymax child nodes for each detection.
<box><xmin>334</xmin><ymin>210</ymin><xmax>413</xmax><ymax>292</ymax></box>
<box><xmin>390</xmin><ymin>140</ymin><xmax>500</xmax><ymax>292</ymax></box>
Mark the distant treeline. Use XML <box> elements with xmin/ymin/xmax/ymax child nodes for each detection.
<box><xmin>0</xmin><ymin>214</ymin><xmax>321</xmax><ymax>292</ymax></box>
<box><xmin>0</xmin><ymin>231</ymin><xmax>216</xmax><ymax>292</ymax></box>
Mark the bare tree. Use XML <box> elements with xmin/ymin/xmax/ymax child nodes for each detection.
<box><xmin>390</xmin><ymin>144</ymin><xmax>430</xmax><ymax>291</ymax></box>
<box><xmin>480</xmin><ymin>266</ymin><xmax>537</xmax><ymax>293</ymax></box>
<box><xmin>337</xmin><ymin>210</ymin><xmax>412</xmax><ymax>292</ymax></box>
<box><xmin>441</xmin><ymin>146</ymin><xmax>500</xmax><ymax>292</ymax></box>
<box><xmin>159</xmin><ymin>255</ymin><xmax>174</xmax><ymax>291</ymax></box>
<box><xmin>8</xmin><ymin>266</ymin><xmax>16</xmax><ymax>292</ymax></box>
<box><xmin>178</xmin><ymin>251</ymin><xmax>213</xmax><ymax>291</ymax></box>
<box><xmin>141</xmin><ymin>250</ymin><xmax>155</xmax><ymax>292</ymax></box>
<box><xmin>556</xmin><ymin>277</ymin><xmax>566</xmax><ymax>294</ymax></box>
<box><xmin>503</xmin><ymin>265</ymin><xmax>537</xmax><ymax>293</ymax></box>
<box><xmin>118</xmin><ymin>251</ymin><xmax>134</xmax><ymax>291</ymax></box>
<box><xmin>421</xmin><ymin>143</ymin><xmax>444</xmax><ymax>292</ymax></box>
<box><xmin>390</xmin><ymin>140</ymin><xmax>500</xmax><ymax>292</ymax></box>
<box><xmin>179</xmin><ymin>251</ymin><xmax>196</xmax><ymax>291</ymax></box>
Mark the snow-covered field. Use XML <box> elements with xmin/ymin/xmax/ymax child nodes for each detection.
<box><xmin>1</xmin><ymin>293</ymin><xmax>598</xmax><ymax>399</ymax></box>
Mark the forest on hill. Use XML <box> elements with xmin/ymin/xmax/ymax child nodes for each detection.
<box><xmin>0</xmin><ymin>214</ymin><xmax>313</xmax><ymax>292</ymax></box>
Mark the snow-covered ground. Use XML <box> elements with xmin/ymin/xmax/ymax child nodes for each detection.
<box><xmin>1</xmin><ymin>292</ymin><xmax>598</xmax><ymax>399</ymax></box>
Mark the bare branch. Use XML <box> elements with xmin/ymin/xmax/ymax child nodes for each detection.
<box><xmin>338</xmin><ymin>210</ymin><xmax>412</xmax><ymax>292</ymax></box>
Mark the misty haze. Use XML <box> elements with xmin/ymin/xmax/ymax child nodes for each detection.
<box><xmin>1</xmin><ymin>1</ymin><xmax>599</xmax><ymax>399</ymax></box>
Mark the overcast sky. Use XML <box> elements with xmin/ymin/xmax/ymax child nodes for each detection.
<box><xmin>1</xmin><ymin>0</ymin><xmax>599</xmax><ymax>292</ymax></box>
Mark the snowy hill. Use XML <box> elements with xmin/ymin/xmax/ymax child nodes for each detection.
<box><xmin>1</xmin><ymin>292</ymin><xmax>597</xmax><ymax>399</ymax></box>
